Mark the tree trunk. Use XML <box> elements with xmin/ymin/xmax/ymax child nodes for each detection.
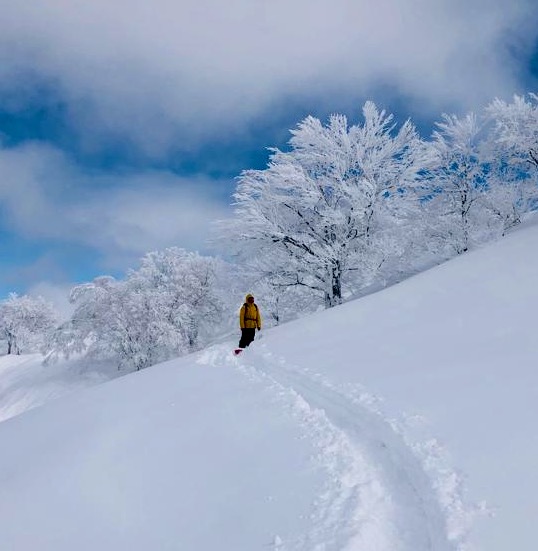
<box><xmin>324</xmin><ymin>262</ymin><xmax>343</xmax><ymax>308</ymax></box>
<box><xmin>6</xmin><ymin>333</ymin><xmax>16</xmax><ymax>355</ymax></box>
<box><xmin>530</xmin><ymin>148</ymin><xmax>538</xmax><ymax>168</ymax></box>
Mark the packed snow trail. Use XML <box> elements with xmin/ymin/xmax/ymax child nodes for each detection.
<box><xmin>198</xmin><ymin>343</ymin><xmax>469</xmax><ymax>551</ymax></box>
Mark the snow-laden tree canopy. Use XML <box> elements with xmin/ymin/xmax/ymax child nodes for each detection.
<box><xmin>47</xmin><ymin>248</ymin><xmax>224</xmax><ymax>370</ymax></box>
<box><xmin>224</xmin><ymin>102</ymin><xmax>433</xmax><ymax>307</ymax></box>
<box><xmin>0</xmin><ymin>294</ymin><xmax>59</xmax><ymax>355</ymax></box>
<box><xmin>486</xmin><ymin>93</ymin><xmax>538</xmax><ymax>170</ymax></box>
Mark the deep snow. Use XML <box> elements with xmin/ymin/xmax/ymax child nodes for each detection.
<box><xmin>1</xmin><ymin>216</ymin><xmax>538</xmax><ymax>550</ymax></box>
<box><xmin>0</xmin><ymin>354</ymin><xmax>117</xmax><ymax>423</ymax></box>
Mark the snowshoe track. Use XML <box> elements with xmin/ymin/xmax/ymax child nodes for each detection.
<box><xmin>202</xmin><ymin>343</ymin><xmax>471</xmax><ymax>550</ymax></box>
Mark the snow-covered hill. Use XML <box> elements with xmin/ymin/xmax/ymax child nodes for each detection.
<box><xmin>0</xmin><ymin>354</ymin><xmax>117</xmax><ymax>423</ymax></box>
<box><xmin>1</xmin><ymin>216</ymin><xmax>538</xmax><ymax>550</ymax></box>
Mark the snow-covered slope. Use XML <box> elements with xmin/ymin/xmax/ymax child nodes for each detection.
<box><xmin>1</xmin><ymin>217</ymin><xmax>538</xmax><ymax>550</ymax></box>
<box><xmin>0</xmin><ymin>354</ymin><xmax>117</xmax><ymax>423</ymax></box>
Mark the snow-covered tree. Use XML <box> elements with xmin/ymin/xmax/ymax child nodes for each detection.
<box><xmin>47</xmin><ymin>276</ymin><xmax>154</xmax><ymax>369</ymax></box>
<box><xmin>131</xmin><ymin>248</ymin><xmax>224</xmax><ymax>350</ymax></box>
<box><xmin>430</xmin><ymin>113</ymin><xmax>496</xmax><ymax>253</ymax></box>
<box><xmin>485</xmin><ymin>94</ymin><xmax>538</xmax><ymax>220</ymax></box>
<box><xmin>480</xmin><ymin>152</ymin><xmax>530</xmax><ymax>233</ymax></box>
<box><xmin>47</xmin><ymin>249</ymin><xmax>224</xmax><ymax>370</ymax></box>
<box><xmin>0</xmin><ymin>293</ymin><xmax>59</xmax><ymax>355</ymax></box>
<box><xmin>486</xmin><ymin>93</ymin><xmax>538</xmax><ymax>170</ymax></box>
<box><xmin>223</xmin><ymin>102</ymin><xmax>432</xmax><ymax>307</ymax></box>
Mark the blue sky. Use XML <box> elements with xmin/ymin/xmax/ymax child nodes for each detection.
<box><xmin>1</xmin><ymin>0</ymin><xmax>537</xmax><ymax>308</ymax></box>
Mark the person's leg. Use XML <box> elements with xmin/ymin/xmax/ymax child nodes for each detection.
<box><xmin>245</xmin><ymin>328</ymin><xmax>255</xmax><ymax>346</ymax></box>
<box><xmin>239</xmin><ymin>328</ymin><xmax>255</xmax><ymax>348</ymax></box>
<box><xmin>239</xmin><ymin>328</ymin><xmax>251</xmax><ymax>348</ymax></box>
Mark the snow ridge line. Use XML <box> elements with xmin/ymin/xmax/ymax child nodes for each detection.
<box><xmin>244</xmin><ymin>343</ymin><xmax>473</xmax><ymax>551</ymax></box>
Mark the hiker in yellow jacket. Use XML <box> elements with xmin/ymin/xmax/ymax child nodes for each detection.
<box><xmin>238</xmin><ymin>293</ymin><xmax>262</xmax><ymax>349</ymax></box>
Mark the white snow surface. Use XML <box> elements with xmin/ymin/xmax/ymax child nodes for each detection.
<box><xmin>1</xmin><ymin>216</ymin><xmax>538</xmax><ymax>550</ymax></box>
<box><xmin>0</xmin><ymin>354</ymin><xmax>117</xmax><ymax>423</ymax></box>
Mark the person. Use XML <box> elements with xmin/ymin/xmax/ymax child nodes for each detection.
<box><xmin>238</xmin><ymin>293</ymin><xmax>262</xmax><ymax>349</ymax></box>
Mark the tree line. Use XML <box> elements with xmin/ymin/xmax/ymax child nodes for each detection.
<box><xmin>1</xmin><ymin>93</ymin><xmax>537</xmax><ymax>369</ymax></box>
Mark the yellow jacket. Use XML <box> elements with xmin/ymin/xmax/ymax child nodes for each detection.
<box><xmin>239</xmin><ymin>294</ymin><xmax>262</xmax><ymax>329</ymax></box>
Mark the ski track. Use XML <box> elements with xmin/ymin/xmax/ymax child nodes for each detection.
<box><xmin>198</xmin><ymin>342</ymin><xmax>473</xmax><ymax>551</ymax></box>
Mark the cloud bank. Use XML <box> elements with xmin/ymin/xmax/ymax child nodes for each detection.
<box><xmin>0</xmin><ymin>142</ymin><xmax>231</xmax><ymax>269</ymax></box>
<box><xmin>1</xmin><ymin>0</ymin><xmax>536</xmax><ymax>155</ymax></box>
<box><xmin>1</xmin><ymin>0</ymin><xmax>536</xmax><ymax>299</ymax></box>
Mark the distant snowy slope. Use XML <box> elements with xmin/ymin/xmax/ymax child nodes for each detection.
<box><xmin>0</xmin><ymin>354</ymin><xmax>116</xmax><ymax>423</ymax></box>
<box><xmin>1</xmin><ymin>215</ymin><xmax>538</xmax><ymax>550</ymax></box>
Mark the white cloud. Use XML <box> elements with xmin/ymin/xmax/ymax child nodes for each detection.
<box><xmin>27</xmin><ymin>281</ymin><xmax>74</xmax><ymax>319</ymax></box>
<box><xmin>0</xmin><ymin>143</ymin><xmax>231</xmax><ymax>267</ymax></box>
<box><xmin>74</xmin><ymin>176</ymin><xmax>232</xmax><ymax>257</ymax></box>
<box><xmin>0</xmin><ymin>0</ymin><xmax>535</xmax><ymax>153</ymax></box>
<box><xmin>0</xmin><ymin>252</ymin><xmax>73</xmax><ymax>302</ymax></box>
